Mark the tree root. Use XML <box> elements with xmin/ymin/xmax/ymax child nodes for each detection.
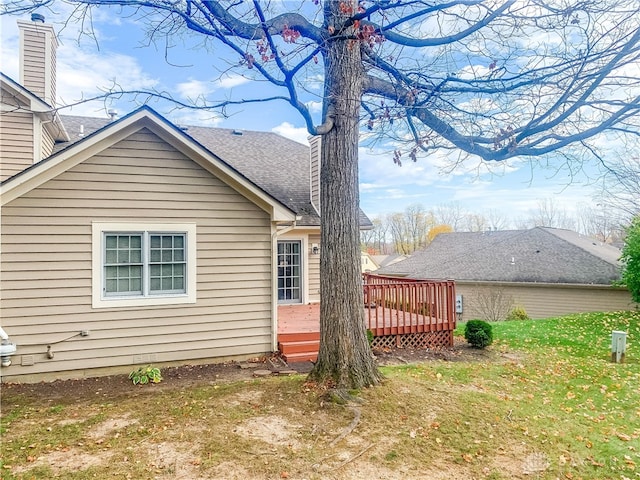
<box><xmin>328</xmin><ymin>443</ymin><xmax>375</xmax><ymax>471</ymax></box>
<box><xmin>313</xmin><ymin>443</ymin><xmax>376</xmax><ymax>472</ymax></box>
<box><xmin>329</xmin><ymin>405</ymin><xmax>361</xmax><ymax>447</ymax></box>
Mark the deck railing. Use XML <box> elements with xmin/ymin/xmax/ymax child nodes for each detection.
<box><xmin>362</xmin><ymin>273</ymin><xmax>456</xmax><ymax>337</ymax></box>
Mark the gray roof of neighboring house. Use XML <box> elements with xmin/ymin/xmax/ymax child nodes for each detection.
<box><xmin>378</xmin><ymin>227</ymin><xmax>622</xmax><ymax>285</ymax></box>
<box><xmin>371</xmin><ymin>254</ymin><xmax>407</xmax><ymax>268</ymax></box>
<box><xmin>56</xmin><ymin>113</ymin><xmax>372</xmax><ymax>228</ymax></box>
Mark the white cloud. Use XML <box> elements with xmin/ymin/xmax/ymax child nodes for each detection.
<box><xmin>175</xmin><ymin>74</ymin><xmax>250</xmax><ymax>103</ymax></box>
<box><xmin>272</xmin><ymin>122</ymin><xmax>309</xmax><ymax>144</ymax></box>
<box><xmin>56</xmin><ymin>45</ymin><xmax>159</xmax><ymax>115</ymax></box>
<box><xmin>176</xmin><ymin>78</ymin><xmax>213</xmax><ymax>100</ymax></box>
<box><xmin>169</xmin><ymin>109</ymin><xmax>224</xmax><ymax>128</ymax></box>
<box><xmin>0</xmin><ymin>17</ymin><xmax>19</xmax><ymax>79</ymax></box>
<box><xmin>217</xmin><ymin>73</ymin><xmax>250</xmax><ymax>89</ymax></box>
<box><xmin>2</xmin><ymin>15</ymin><xmax>159</xmax><ymax>117</ymax></box>
<box><xmin>306</xmin><ymin>100</ymin><xmax>322</xmax><ymax>113</ymax></box>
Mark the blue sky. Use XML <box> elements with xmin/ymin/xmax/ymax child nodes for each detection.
<box><xmin>0</xmin><ymin>11</ymin><xmax>605</xmax><ymax>224</ymax></box>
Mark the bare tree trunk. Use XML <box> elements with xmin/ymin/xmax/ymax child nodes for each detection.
<box><xmin>308</xmin><ymin>3</ymin><xmax>382</xmax><ymax>389</ymax></box>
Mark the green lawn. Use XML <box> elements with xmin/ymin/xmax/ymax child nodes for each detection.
<box><xmin>1</xmin><ymin>311</ymin><xmax>639</xmax><ymax>479</ymax></box>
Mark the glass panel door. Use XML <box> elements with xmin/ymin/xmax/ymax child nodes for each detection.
<box><xmin>277</xmin><ymin>240</ymin><xmax>302</xmax><ymax>304</ymax></box>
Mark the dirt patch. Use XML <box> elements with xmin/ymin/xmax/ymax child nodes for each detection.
<box><xmin>11</xmin><ymin>447</ymin><xmax>112</xmax><ymax>475</ymax></box>
<box><xmin>87</xmin><ymin>414</ymin><xmax>137</xmax><ymax>440</ymax></box>
<box><xmin>234</xmin><ymin>415</ymin><xmax>303</xmax><ymax>449</ymax></box>
<box><xmin>144</xmin><ymin>441</ymin><xmax>206</xmax><ymax>479</ymax></box>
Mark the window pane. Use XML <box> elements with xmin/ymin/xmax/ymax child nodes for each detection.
<box><xmin>174</xmin><ymin>236</ymin><xmax>184</xmax><ymax>248</ymax></box>
<box><xmin>150</xmin><ymin>235</ymin><xmax>161</xmax><ymax>248</ymax></box>
<box><xmin>161</xmin><ymin>277</ymin><xmax>172</xmax><ymax>290</ymax></box>
<box><xmin>150</xmin><ymin>249</ymin><xmax>161</xmax><ymax>262</ymax></box>
<box><xmin>131</xmin><ymin>265</ymin><xmax>142</xmax><ymax>280</ymax></box>
<box><xmin>106</xmin><ymin>235</ymin><xmax>117</xmax><ymax>248</ymax></box>
<box><xmin>105</xmin><ymin>249</ymin><xmax>117</xmax><ymax>264</ymax></box>
<box><xmin>117</xmin><ymin>250</ymin><xmax>130</xmax><ymax>264</ymax></box>
<box><xmin>174</xmin><ymin>277</ymin><xmax>184</xmax><ymax>289</ymax></box>
<box><xmin>118</xmin><ymin>236</ymin><xmax>129</xmax><ymax>248</ymax></box>
<box><xmin>150</xmin><ymin>277</ymin><xmax>161</xmax><ymax>290</ymax></box>
<box><xmin>105</xmin><ymin>279</ymin><xmax>117</xmax><ymax>292</ymax></box>
<box><xmin>131</xmin><ymin>277</ymin><xmax>142</xmax><ymax>292</ymax></box>
<box><xmin>130</xmin><ymin>250</ymin><xmax>141</xmax><ymax>263</ymax></box>
<box><xmin>162</xmin><ymin>250</ymin><xmax>172</xmax><ymax>262</ymax></box>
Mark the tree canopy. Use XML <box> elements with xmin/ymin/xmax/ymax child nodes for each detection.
<box><xmin>621</xmin><ymin>216</ymin><xmax>640</xmax><ymax>303</ymax></box>
<box><xmin>4</xmin><ymin>1</ymin><xmax>639</xmax><ymax>162</ymax></box>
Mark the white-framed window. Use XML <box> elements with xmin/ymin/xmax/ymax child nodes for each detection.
<box><xmin>92</xmin><ymin>223</ymin><xmax>197</xmax><ymax>308</ymax></box>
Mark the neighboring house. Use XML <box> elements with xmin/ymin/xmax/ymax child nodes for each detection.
<box><xmin>379</xmin><ymin>227</ymin><xmax>635</xmax><ymax>321</ymax></box>
<box><xmin>361</xmin><ymin>253</ymin><xmax>408</xmax><ymax>273</ymax></box>
<box><xmin>0</xmin><ymin>18</ymin><xmax>370</xmax><ymax>381</ymax></box>
<box><xmin>361</xmin><ymin>251</ymin><xmax>380</xmax><ymax>272</ymax></box>
<box><xmin>372</xmin><ymin>254</ymin><xmax>408</xmax><ymax>270</ymax></box>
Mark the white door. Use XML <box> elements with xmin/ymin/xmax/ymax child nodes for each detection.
<box><xmin>277</xmin><ymin>240</ymin><xmax>302</xmax><ymax>304</ymax></box>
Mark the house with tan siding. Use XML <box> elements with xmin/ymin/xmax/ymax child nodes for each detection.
<box><xmin>378</xmin><ymin>227</ymin><xmax>636</xmax><ymax>321</ymax></box>
<box><xmin>0</xmin><ymin>17</ymin><xmax>370</xmax><ymax>382</ymax></box>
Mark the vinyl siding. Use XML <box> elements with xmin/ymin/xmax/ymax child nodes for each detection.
<box><xmin>0</xmin><ymin>128</ymin><xmax>274</xmax><ymax>381</ymax></box>
<box><xmin>309</xmin><ymin>136</ymin><xmax>320</xmax><ymax>214</ymax></box>
<box><xmin>41</xmin><ymin>125</ymin><xmax>55</xmax><ymax>159</ymax></box>
<box><xmin>19</xmin><ymin>21</ymin><xmax>57</xmax><ymax>105</ymax></box>
<box><xmin>308</xmin><ymin>233</ymin><xmax>320</xmax><ymax>302</ymax></box>
<box><xmin>456</xmin><ymin>282</ymin><xmax>635</xmax><ymax>322</ymax></box>
<box><xmin>0</xmin><ymin>110</ymin><xmax>34</xmax><ymax>180</ymax></box>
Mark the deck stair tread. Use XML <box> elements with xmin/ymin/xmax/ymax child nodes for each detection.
<box><xmin>281</xmin><ymin>352</ymin><xmax>318</xmax><ymax>362</ymax></box>
<box><xmin>278</xmin><ymin>339</ymin><xmax>320</xmax><ymax>355</ymax></box>
<box><xmin>278</xmin><ymin>331</ymin><xmax>320</xmax><ymax>342</ymax></box>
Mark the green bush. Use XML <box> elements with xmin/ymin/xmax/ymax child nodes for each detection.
<box><xmin>129</xmin><ymin>365</ymin><xmax>162</xmax><ymax>385</ymax></box>
<box><xmin>366</xmin><ymin>329</ymin><xmax>374</xmax><ymax>346</ymax></box>
<box><xmin>464</xmin><ymin>320</ymin><xmax>493</xmax><ymax>349</ymax></box>
<box><xmin>506</xmin><ymin>305</ymin><xmax>529</xmax><ymax>321</ymax></box>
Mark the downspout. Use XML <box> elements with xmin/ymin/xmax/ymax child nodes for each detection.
<box><xmin>271</xmin><ymin>221</ymin><xmax>298</xmax><ymax>353</ymax></box>
<box><xmin>0</xmin><ymin>326</ymin><xmax>17</xmax><ymax>368</ymax></box>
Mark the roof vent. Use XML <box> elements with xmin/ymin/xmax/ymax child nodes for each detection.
<box><xmin>232</xmin><ymin>129</ymin><xmax>243</xmax><ymax>136</ymax></box>
<box><xmin>107</xmin><ymin>109</ymin><xmax>118</xmax><ymax>121</ymax></box>
<box><xmin>31</xmin><ymin>12</ymin><xmax>45</xmax><ymax>23</ymax></box>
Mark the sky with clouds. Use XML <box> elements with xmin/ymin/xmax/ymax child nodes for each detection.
<box><xmin>0</xmin><ymin>9</ymin><xmax>611</xmax><ymax>225</ymax></box>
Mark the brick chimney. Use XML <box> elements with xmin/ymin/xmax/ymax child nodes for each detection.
<box><xmin>17</xmin><ymin>14</ymin><xmax>58</xmax><ymax>106</ymax></box>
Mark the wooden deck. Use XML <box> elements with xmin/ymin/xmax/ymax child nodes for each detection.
<box><xmin>277</xmin><ymin>275</ymin><xmax>457</xmax><ymax>362</ymax></box>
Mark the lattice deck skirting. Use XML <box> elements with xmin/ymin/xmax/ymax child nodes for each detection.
<box><xmin>371</xmin><ymin>330</ymin><xmax>453</xmax><ymax>350</ymax></box>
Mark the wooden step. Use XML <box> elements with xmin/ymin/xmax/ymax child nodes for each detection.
<box><xmin>278</xmin><ymin>331</ymin><xmax>320</xmax><ymax>343</ymax></box>
<box><xmin>278</xmin><ymin>332</ymin><xmax>320</xmax><ymax>363</ymax></box>
<box><xmin>278</xmin><ymin>339</ymin><xmax>319</xmax><ymax>355</ymax></box>
<box><xmin>281</xmin><ymin>351</ymin><xmax>318</xmax><ymax>363</ymax></box>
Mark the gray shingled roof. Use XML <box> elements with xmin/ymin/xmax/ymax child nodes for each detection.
<box><xmin>57</xmin><ymin>112</ymin><xmax>372</xmax><ymax>228</ymax></box>
<box><xmin>379</xmin><ymin>227</ymin><xmax>622</xmax><ymax>285</ymax></box>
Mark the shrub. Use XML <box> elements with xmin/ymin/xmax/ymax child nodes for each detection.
<box><xmin>129</xmin><ymin>365</ymin><xmax>162</xmax><ymax>385</ymax></box>
<box><xmin>366</xmin><ymin>329</ymin><xmax>374</xmax><ymax>346</ymax></box>
<box><xmin>464</xmin><ymin>320</ymin><xmax>493</xmax><ymax>349</ymax></box>
<box><xmin>506</xmin><ymin>305</ymin><xmax>530</xmax><ymax>321</ymax></box>
<box><xmin>469</xmin><ymin>287</ymin><xmax>513</xmax><ymax>321</ymax></box>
